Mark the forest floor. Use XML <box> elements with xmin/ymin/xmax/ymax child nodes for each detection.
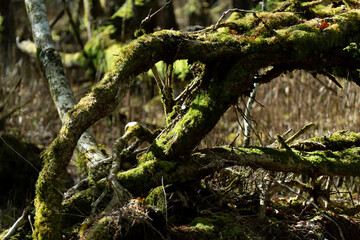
<box><xmin>1</xmin><ymin>1</ymin><xmax>360</xmax><ymax>236</ymax></box>
<box><xmin>1</xmin><ymin>60</ymin><xmax>360</xmax><ymax>239</ymax></box>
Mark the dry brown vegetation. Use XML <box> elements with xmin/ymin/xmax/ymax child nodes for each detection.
<box><xmin>4</xmin><ymin>61</ymin><xmax>359</xmax><ymax>150</ymax></box>
<box><xmin>1</xmin><ymin>0</ymin><xmax>360</xmax><ymax>238</ymax></box>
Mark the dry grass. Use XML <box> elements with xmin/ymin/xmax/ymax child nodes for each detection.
<box><xmin>2</xmin><ymin>1</ymin><xmax>360</xmax><ymax>234</ymax></box>
<box><xmin>2</xmin><ymin>58</ymin><xmax>360</xmax><ymax>151</ymax></box>
<box><xmin>202</xmin><ymin>70</ymin><xmax>360</xmax><ymax>148</ymax></box>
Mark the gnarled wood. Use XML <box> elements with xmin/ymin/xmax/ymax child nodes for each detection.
<box><xmin>23</xmin><ymin>2</ymin><xmax>360</xmax><ymax>238</ymax></box>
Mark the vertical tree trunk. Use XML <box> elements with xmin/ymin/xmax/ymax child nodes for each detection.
<box><xmin>24</xmin><ymin>0</ymin><xmax>106</xmax><ymax>238</ymax></box>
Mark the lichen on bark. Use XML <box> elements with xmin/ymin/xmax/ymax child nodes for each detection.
<box><xmin>21</xmin><ymin>2</ymin><xmax>360</xmax><ymax>239</ymax></box>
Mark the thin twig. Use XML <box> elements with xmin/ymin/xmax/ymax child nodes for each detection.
<box><xmin>151</xmin><ymin>66</ymin><xmax>165</xmax><ymax>90</ymax></box>
<box><xmin>277</xmin><ymin>134</ymin><xmax>293</xmax><ymax>151</ymax></box>
<box><xmin>91</xmin><ymin>187</ymin><xmax>108</xmax><ymax>216</ymax></box>
<box><xmin>237</xmin><ymin>103</ymin><xmax>263</xmax><ymax>146</ymax></box>
<box><xmin>318</xmin><ymin>70</ymin><xmax>343</xmax><ymax>89</ymax></box>
<box><xmin>214</xmin><ymin>8</ymin><xmax>258</xmax><ymax>30</ymax></box>
<box><xmin>285</xmin><ymin>122</ymin><xmax>315</xmax><ymax>144</ymax></box>
<box><xmin>0</xmin><ymin>135</ymin><xmax>40</xmax><ymax>173</ymax></box>
<box><xmin>49</xmin><ymin>9</ymin><xmax>65</xmax><ymax>28</ymax></box>
<box><xmin>313</xmin><ymin>76</ymin><xmax>338</xmax><ymax>94</ymax></box>
<box><xmin>140</xmin><ymin>0</ymin><xmax>172</xmax><ymax>28</ymax></box>
<box><xmin>161</xmin><ymin>176</ymin><xmax>168</xmax><ymax>224</ymax></box>
<box><xmin>28</xmin><ymin>214</ymin><xmax>34</xmax><ymax>233</ymax></box>
<box><xmin>175</xmin><ymin>75</ymin><xmax>201</xmax><ymax>103</ymax></box>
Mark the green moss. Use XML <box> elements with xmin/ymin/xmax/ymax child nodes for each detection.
<box><xmin>223</xmin><ymin>10</ymin><xmax>358</xmax><ymax>63</ymax></box>
<box><xmin>146</xmin><ymin>185</ymin><xmax>170</xmax><ymax>211</ymax></box>
<box><xmin>117</xmin><ymin>159</ymin><xmax>187</xmax><ymax>194</ymax></box>
<box><xmin>304</xmin><ymin>147</ymin><xmax>360</xmax><ymax>175</ymax></box>
<box><xmin>84</xmin><ymin>216</ymin><xmax>115</xmax><ymax>240</ymax></box>
<box><xmin>220</xmin><ymin>141</ymin><xmax>360</xmax><ymax>176</ymax></box>
<box><xmin>312</xmin><ymin>4</ymin><xmax>346</xmax><ymax>18</ymax></box>
<box><xmin>226</xmin><ymin>12</ymin><xmax>300</xmax><ymax>37</ymax></box>
<box><xmin>97</xmin><ymin>144</ymin><xmax>109</xmax><ymax>156</ymax></box>
<box><xmin>0</xmin><ymin>225</ymin><xmax>32</xmax><ymax>240</ymax></box>
<box><xmin>189</xmin><ymin>217</ymin><xmax>218</xmax><ymax>239</ymax></box>
<box><xmin>61</xmin><ymin>52</ymin><xmax>87</xmax><ymax>68</ymax></box>
<box><xmin>74</xmin><ymin>152</ymin><xmax>90</xmax><ymax>175</ymax></box>
<box><xmin>145</xmin><ymin>63</ymin><xmax>255</xmax><ymax>161</ymax></box>
<box><xmin>240</xmin><ymin>147</ymin><xmax>295</xmax><ymax>164</ymax></box>
<box><xmin>0</xmin><ymin>230</ymin><xmax>6</xmax><ymax>239</ymax></box>
<box><xmin>149</xmin><ymin>92</ymin><xmax>218</xmax><ymax>158</ymax></box>
<box><xmin>117</xmin><ymin>160</ymin><xmax>153</xmax><ymax>192</ymax></box>
<box><xmin>297</xmin><ymin>131</ymin><xmax>360</xmax><ymax>151</ymax></box>
<box><xmin>32</xmin><ymin>136</ymin><xmax>75</xmax><ymax>240</ymax></box>
<box><xmin>189</xmin><ymin>222</ymin><xmax>215</xmax><ymax>237</ymax></box>
<box><xmin>189</xmin><ymin>213</ymin><xmax>279</xmax><ymax>239</ymax></box>
<box><xmin>62</xmin><ymin>186</ymin><xmax>98</xmax><ymax>227</ymax></box>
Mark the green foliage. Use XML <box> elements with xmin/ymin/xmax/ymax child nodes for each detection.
<box><xmin>113</xmin><ymin>0</ymin><xmax>145</xmax><ymax>19</ymax></box>
<box><xmin>83</xmin><ymin>25</ymin><xmax>120</xmax><ymax>72</ymax></box>
<box><xmin>148</xmin><ymin>60</ymin><xmax>191</xmax><ymax>82</ymax></box>
<box><xmin>185</xmin><ymin>0</ymin><xmax>203</xmax><ymax>16</ymax></box>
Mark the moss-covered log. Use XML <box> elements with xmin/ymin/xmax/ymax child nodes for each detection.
<box><xmin>115</xmin><ymin>132</ymin><xmax>360</xmax><ymax>194</ymax></box>
<box><xmin>25</xmin><ymin>2</ymin><xmax>360</xmax><ymax>239</ymax></box>
<box><xmin>36</xmin><ymin>132</ymin><xmax>360</xmax><ymax>232</ymax></box>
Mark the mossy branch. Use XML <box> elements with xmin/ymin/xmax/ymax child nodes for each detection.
<box><xmin>23</xmin><ymin>4</ymin><xmax>360</xmax><ymax>239</ymax></box>
<box><xmin>56</xmin><ymin>133</ymin><xmax>360</xmax><ymax>229</ymax></box>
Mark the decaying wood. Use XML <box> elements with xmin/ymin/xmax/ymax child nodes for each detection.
<box><xmin>23</xmin><ymin>0</ymin><xmax>107</xmax><ymax>238</ymax></box>
<box><xmin>16</xmin><ymin>1</ymin><xmax>360</xmax><ymax>239</ymax></box>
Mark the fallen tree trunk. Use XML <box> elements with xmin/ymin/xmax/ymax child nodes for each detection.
<box><xmin>116</xmin><ymin>131</ymin><xmax>360</xmax><ymax>194</ymax></box>
<box><xmin>60</xmin><ymin>131</ymin><xmax>360</xmax><ymax>222</ymax></box>
<box><xmin>16</xmin><ymin>1</ymin><xmax>360</xmax><ymax>239</ymax></box>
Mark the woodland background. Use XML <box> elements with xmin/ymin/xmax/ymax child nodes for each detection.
<box><xmin>1</xmin><ymin>0</ymin><xmax>360</xmax><ymax>239</ymax></box>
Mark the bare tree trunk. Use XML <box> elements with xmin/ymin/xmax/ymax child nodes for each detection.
<box><xmin>24</xmin><ymin>0</ymin><xmax>107</xmax><ymax>238</ymax></box>
<box><xmin>22</xmin><ymin>1</ymin><xmax>360</xmax><ymax>237</ymax></box>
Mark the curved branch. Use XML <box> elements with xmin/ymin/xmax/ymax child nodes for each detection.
<box><xmin>26</xmin><ymin>7</ymin><xmax>360</xmax><ymax>239</ymax></box>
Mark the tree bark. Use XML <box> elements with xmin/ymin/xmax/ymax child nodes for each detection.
<box><xmin>24</xmin><ymin>0</ymin><xmax>106</xmax><ymax>238</ymax></box>
<box><xmin>23</xmin><ymin>3</ymin><xmax>360</xmax><ymax>238</ymax></box>
<box><xmin>61</xmin><ymin>132</ymin><xmax>360</xmax><ymax>225</ymax></box>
